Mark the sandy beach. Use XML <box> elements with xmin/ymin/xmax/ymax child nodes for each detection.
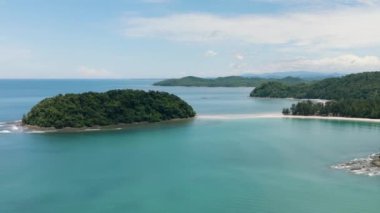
<box><xmin>197</xmin><ymin>113</ymin><xmax>380</xmax><ymax>123</ymax></box>
<box><xmin>2</xmin><ymin>114</ymin><xmax>379</xmax><ymax>134</ymax></box>
<box><xmin>19</xmin><ymin>117</ymin><xmax>195</xmax><ymax>133</ymax></box>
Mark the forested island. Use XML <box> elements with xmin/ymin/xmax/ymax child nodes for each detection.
<box><xmin>154</xmin><ymin>76</ymin><xmax>306</xmax><ymax>87</ymax></box>
<box><xmin>251</xmin><ymin>72</ymin><xmax>380</xmax><ymax>119</ymax></box>
<box><xmin>22</xmin><ymin>89</ymin><xmax>196</xmax><ymax>129</ymax></box>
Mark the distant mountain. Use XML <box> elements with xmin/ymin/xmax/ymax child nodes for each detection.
<box><xmin>153</xmin><ymin>76</ymin><xmax>307</xmax><ymax>87</ymax></box>
<box><xmin>242</xmin><ymin>71</ymin><xmax>343</xmax><ymax>80</ymax></box>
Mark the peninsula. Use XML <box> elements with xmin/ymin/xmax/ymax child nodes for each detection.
<box><xmin>22</xmin><ymin>89</ymin><xmax>196</xmax><ymax>129</ymax></box>
<box><xmin>250</xmin><ymin>72</ymin><xmax>380</xmax><ymax>119</ymax></box>
<box><xmin>154</xmin><ymin>76</ymin><xmax>306</xmax><ymax>87</ymax></box>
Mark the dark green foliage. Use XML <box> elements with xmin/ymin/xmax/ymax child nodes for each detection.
<box><xmin>251</xmin><ymin>72</ymin><xmax>380</xmax><ymax>119</ymax></box>
<box><xmin>249</xmin><ymin>82</ymin><xmax>309</xmax><ymax>98</ymax></box>
<box><xmin>22</xmin><ymin>90</ymin><xmax>196</xmax><ymax>129</ymax></box>
<box><xmin>251</xmin><ymin>72</ymin><xmax>380</xmax><ymax>99</ymax></box>
<box><xmin>154</xmin><ymin>76</ymin><xmax>307</xmax><ymax>87</ymax></box>
<box><xmin>283</xmin><ymin>99</ymin><xmax>380</xmax><ymax>119</ymax></box>
<box><xmin>282</xmin><ymin>108</ymin><xmax>290</xmax><ymax>115</ymax></box>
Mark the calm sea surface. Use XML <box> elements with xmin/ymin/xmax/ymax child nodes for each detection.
<box><xmin>0</xmin><ymin>80</ymin><xmax>379</xmax><ymax>213</ymax></box>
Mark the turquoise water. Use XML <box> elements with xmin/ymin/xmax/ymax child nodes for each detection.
<box><xmin>0</xmin><ymin>80</ymin><xmax>379</xmax><ymax>213</ymax></box>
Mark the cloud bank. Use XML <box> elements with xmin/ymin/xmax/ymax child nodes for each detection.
<box><xmin>123</xmin><ymin>7</ymin><xmax>380</xmax><ymax>49</ymax></box>
<box><xmin>260</xmin><ymin>54</ymin><xmax>380</xmax><ymax>73</ymax></box>
<box><xmin>78</xmin><ymin>66</ymin><xmax>117</xmax><ymax>78</ymax></box>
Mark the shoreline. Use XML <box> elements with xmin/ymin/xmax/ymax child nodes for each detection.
<box><xmin>20</xmin><ymin>118</ymin><xmax>195</xmax><ymax>133</ymax></box>
<box><xmin>196</xmin><ymin>113</ymin><xmax>380</xmax><ymax>123</ymax></box>
<box><xmin>2</xmin><ymin>113</ymin><xmax>380</xmax><ymax>134</ymax></box>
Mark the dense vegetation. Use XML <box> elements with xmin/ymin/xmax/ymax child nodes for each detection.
<box><xmin>283</xmin><ymin>99</ymin><xmax>380</xmax><ymax>119</ymax></box>
<box><xmin>22</xmin><ymin>90</ymin><xmax>196</xmax><ymax>129</ymax></box>
<box><xmin>154</xmin><ymin>76</ymin><xmax>307</xmax><ymax>87</ymax></box>
<box><xmin>251</xmin><ymin>72</ymin><xmax>380</xmax><ymax>99</ymax></box>
<box><xmin>250</xmin><ymin>72</ymin><xmax>380</xmax><ymax>119</ymax></box>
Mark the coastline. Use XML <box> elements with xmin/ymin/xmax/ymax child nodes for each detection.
<box><xmin>21</xmin><ymin>118</ymin><xmax>195</xmax><ymax>133</ymax></box>
<box><xmin>3</xmin><ymin>113</ymin><xmax>380</xmax><ymax>134</ymax></box>
<box><xmin>197</xmin><ymin>113</ymin><xmax>380</xmax><ymax>123</ymax></box>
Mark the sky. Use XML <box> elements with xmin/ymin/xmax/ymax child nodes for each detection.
<box><xmin>1</xmin><ymin>0</ymin><xmax>380</xmax><ymax>78</ymax></box>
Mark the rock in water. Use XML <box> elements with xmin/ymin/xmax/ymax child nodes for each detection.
<box><xmin>371</xmin><ymin>154</ymin><xmax>380</xmax><ymax>167</ymax></box>
<box><xmin>332</xmin><ymin>153</ymin><xmax>380</xmax><ymax>176</ymax></box>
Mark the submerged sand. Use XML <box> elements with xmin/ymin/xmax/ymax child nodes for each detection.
<box><xmin>2</xmin><ymin>113</ymin><xmax>380</xmax><ymax>134</ymax></box>
<box><xmin>197</xmin><ymin>113</ymin><xmax>380</xmax><ymax>123</ymax></box>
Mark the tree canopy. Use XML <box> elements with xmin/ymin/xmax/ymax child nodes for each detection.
<box><xmin>286</xmin><ymin>99</ymin><xmax>380</xmax><ymax>119</ymax></box>
<box><xmin>251</xmin><ymin>72</ymin><xmax>380</xmax><ymax>100</ymax></box>
<box><xmin>154</xmin><ymin>76</ymin><xmax>307</xmax><ymax>87</ymax></box>
<box><xmin>22</xmin><ymin>89</ymin><xmax>196</xmax><ymax>129</ymax></box>
<box><xmin>250</xmin><ymin>72</ymin><xmax>380</xmax><ymax>119</ymax></box>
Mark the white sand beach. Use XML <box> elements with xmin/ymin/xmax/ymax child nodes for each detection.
<box><xmin>197</xmin><ymin>114</ymin><xmax>380</xmax><ymax>123</ymax></box>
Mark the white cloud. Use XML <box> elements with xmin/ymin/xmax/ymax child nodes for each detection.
<box><xmin>204</xmin><ymin>50</ymin><xmax>218</xmax><ymax>57</ymax></box>
<box><xmin>123</xmin><ymin>7</ymin><xmax>380</xmax><ymax>49</ymax></box>
<box><xmin>78</xmin><ymin>66</ymin><xmax>117</xmax><ymax>78</ymax></box>
<box><xmin>356</xmin><ymin>0</ymin><xmax>380</xmax><ymax>6</ymax></box>
<box><xmin>234</xmin><ymin>53</ymin><xmax>245</xmax><ymax>61</ymax></box>
<box><xmin>260</xmin><ymin>54</ymin><xmax>380</xmax><ymax>72</ymax></box>
<box><xmin>230</xmin><ymin>62</ymin><xmax>247</xmax><ymax>70</ymax></box>
<box><xmin>252</xmin><ymin>0</ymin><xmax>380</xmax><ymax>7</ymax></box>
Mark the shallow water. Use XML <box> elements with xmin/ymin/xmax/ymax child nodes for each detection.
<box><xmin>0</xmin><ymin>80</ymin><xmax>379</xmax><ymax>213</ymax></box>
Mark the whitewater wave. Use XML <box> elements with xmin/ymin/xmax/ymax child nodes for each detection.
<box><xmin>0</xmin><ymin>121</ymin><xmax>25</xmax><ymax>134</ymax></box>
<box><xmin>332</xmin><ymin>153</ymin><xmax>380</xmax><ymax>176</ymax></box>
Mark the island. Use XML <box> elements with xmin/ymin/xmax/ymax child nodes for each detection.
<box><xmin>250</xmin><ymin>72</ymin><xmax>380</xmax><ymax>119</ymax></box>
<box><xmin>22</xmin><ymin>89</ymin><xmax>196</xmax><ymax>129</ymax></box>
<box><xmin>154</xmin><ymin>76</ymin><xmax>307</xmax><ymax>87</ymax></box>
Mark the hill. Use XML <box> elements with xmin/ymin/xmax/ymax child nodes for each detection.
<box><xmin>242</xmin><ymin>71</ymin><xmax>343</xmax><ymax>80</ymax></box>
<box><xmin>154</xmin><ymin>76</ymin><xmax>306</xmax><ymax>87</ymax></box>
<box><xmin>22</xmin><ymin>89</ymin><xmax>196</xmax><ymax>129</ymax></box>
<box><xmin>250</xmin><ymin>72</ymin><xmax>380</xmax><ymax>119</ymax></box>
<box><xmin>250</xmin><ymin>72</ymin><xmax>380</xmax><ymax>100</ymax></box>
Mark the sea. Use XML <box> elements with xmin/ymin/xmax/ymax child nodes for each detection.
<box><xmin>0</xmin><ymin>79</ymin><xmax>379</xmax><ymax>213</ymax></box>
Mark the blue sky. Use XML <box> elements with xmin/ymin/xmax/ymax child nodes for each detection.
<box><xmin>1</xmin><ymin>0</ymin><xmax>380</xmax><ymax>78</ymax></box>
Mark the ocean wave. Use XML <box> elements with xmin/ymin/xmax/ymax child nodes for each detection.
<box><xmin>0</xmin><ymin>121</ymin><xmax>24</xmax><ymax>134</ymax></box>
<box><xmin>0</xmin><ymin>130</ymin><xmax>11</xmax><ymax>134</ymax></box>
<box><xmin>10</xmin><ymin>125</ymin><xmax>19</xmax><ymax>131</ymax></box>
<box><xmin>332</xmin><ymin>153</ymin><xmax>380</xmax><ymax>176</ymax></box>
